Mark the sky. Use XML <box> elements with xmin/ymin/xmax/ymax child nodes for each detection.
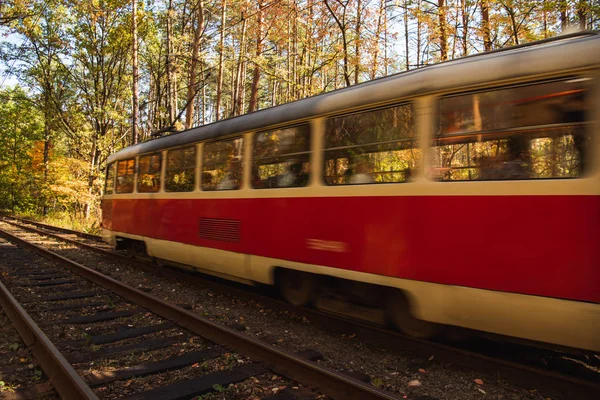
<box><xmin>0</xmin><ymin>29</ymin><xmax>24</xmax><ymax>90</ymax></box>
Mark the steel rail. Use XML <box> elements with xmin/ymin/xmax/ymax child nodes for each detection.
<box><xmin>0</xmin><ymin>227</ymin><xmax>400</xmax><ymax>400</ymax></box>
<box><xmin>3</xmin><ymin>220</ymin><xmax>600</xmax><ymax>399</ymax></box>
<box><xmin>3</xmin><ymin>216</ymin><xmax>101</xmax><ymax>241</ymax></box>
<box><xmin>0</xmin><ymin>280</ymin><xmax>99</xmax><ymax>400</ymax></box>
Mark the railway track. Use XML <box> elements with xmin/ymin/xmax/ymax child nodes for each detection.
<box><xmin>2</xmin><ymin>217</ymin><xmax>599</xmax><ymax>399</ymax></box>
<box><xmin>0</xmin><ymin>224</ymin><xmax>400</xmax><ymax>400</ymax></box>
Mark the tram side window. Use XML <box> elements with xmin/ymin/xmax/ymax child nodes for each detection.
<box><xmin>165</xmin><ymin>146</ymin><xmax>196</xmax><ymax>192</ymax></box>
<box><xmin>202</xmin><ymin>137</ymin><xmax>244</xmax><ymax>191</ymax></box>
<box><xmin>253</xmin><ymin>124</ymin><xmax>310</xmax><ymax>188</ymax></box>
<box><xmin>138</xmin><ymin>153</ymin><xmax>162</xmax><ymax>193</ymax></box>
<box><xmin>105</xmin><ymin>163</ymin><xmax>115</xmax><ymax>194</ymax></box>
<box><xmin>431</xmin><ymin>78</ymin><xmax>590</xmax><ymax>181</ymax></box>
<box><xmin>116</xmin><ymin>159</ymin><xmax>135</xmax><ymax>193</ymax></box>
<box><xmin>324</xmin><ymin>103</ymin><xmax>419</xmax><ymax>185</ymax></box>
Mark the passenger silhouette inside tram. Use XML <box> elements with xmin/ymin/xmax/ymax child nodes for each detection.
<box><xmin>501</xmin><ymin>136</ymin><xmax>532</xmax><ymax>179</ymax></box>
<box><xmin>349</xmin><ymin>158</ymin><xmax>375</xmax><ymax>184</ymax></box>
<box><xmin>202</xmin><ymin>172</ymin><xmax>213</xmax><ymax>187</ymax></box>
<box><xmin>217</xmin><ymin>160</ymin><xmax>237</xmax><ymax>190</ymax></box>
<box><xmin>277</xmin><ymin>161</ymin><xmax>307</xmax><ymax>187</ymax></box>
<box><xmin>478</xmin><ymin>136</ymin><xmax>532</xmax><ymax>180</ymax></box>
<box><xmin>558</xmin><ymin>90</ymin><xmax>588</xmax><ymax>173</ymax></box>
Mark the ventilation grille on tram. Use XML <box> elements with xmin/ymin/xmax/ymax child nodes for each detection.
<box><xmin>198</xmin><ymin>218</ymin><xmax>241</xmax><ymax>243</ymax></box>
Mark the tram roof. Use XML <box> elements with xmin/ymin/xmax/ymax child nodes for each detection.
<box><xmin>108</xmin><ymin>31</ymin><xmax>600</xmax><ymax>164</ymax></box>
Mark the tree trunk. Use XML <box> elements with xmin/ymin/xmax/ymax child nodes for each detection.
<box><xmin>286</xmin><ymin>18</ymin><xmax>291</xmax><ymax>102</ymax></box>
<box><xmin>385</xmin><ymin>2</ymin><xmax>389</xmax><ymax>74</ymax></box>
<box><xmin>543</xmin><ymin>0</ymin><xmax>548</xmax><ymax>38</ymax></box>
<box><xmin>247</xmin><ymin>1</ymin><xmax>263</xmax><ymax>113</ymax></box>
<box><xmin>132</xmin><ymin>0</ymin><xmax>139</xmax><ymax>144</ymax></box>
<box><xmin>232</xmin><ymin>11</ymin><xmax>247</xmax><ymax>116</ymax></box>
<box><xmin>577</xmin><ymin>0</ymin><xmax>587</xmax><ymax>30</ymax></box>
<box><xmin>42</xmin><ymin>90</ymin><xmax>51</xmax><ymax>216</ymax></box>
<box><xmin>403</xmin><ymin>0</ymin><xmax>409</xmax><ymax>70</ymax></box>
<box><xmin>324</xmin><ymin>0</ymin><xmax>351</xmax><ymax>86</ymax></box>
<box><xmin>506</xmin><ymin>5</ymin><xmax>519</xmax><ymax>45</ymax></box>
<box><xmin>215</xmin><ymin>0</ymin><xmax>227</xmax><ymax>121</ymax></box>
<box><xmin>560</xmin><ymin>0</ymin><xmax>569</xmax><ymax>31</ymax></box>
<box><xmin>481</xmin><ymin>0</ymin><xmax>492</xmax><ymax>51</ymax></box>
<box><xmin>461</xmin><ymin>0</ymin><xmax>469</xmax><ymax>56</ymax></box>
<box><xmin>438</xmin><ymin>0</ymin><xmax>447</xmax><ymax>61</ymax></box>
<box><xmin>166</xmin><ymin>0</ymin><xmax>176</xmax><ymax>125</ymax></box>
<box><xmin>354</xmin><ymin>0</ymin><xmax>362</xmax><ymax>84</ymax></box>
<box><xmin>185</xmin><ymin>0</ymin><xmax>205</xmax><ymax>129</ymax></box>
<box><xmin>372</xmin><ymin>0</ymin><xmax>384</xmax><ymax>78</ymax></box>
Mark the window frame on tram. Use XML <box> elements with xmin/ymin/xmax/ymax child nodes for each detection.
<box><xmin>137</xmin><ymin>152</ymin><xmax>162</xmax><ymax>193</ymax></box>
<box><xmin>164</xmin><ymin>145</ymin><xmax>197</xmax><ymax>192</ymax></box>
<box><xmin>323</xmin><ymin>102</ymin><xmax>419</xmax><ymax>185</ymax></box>
<box><xmin>115</xmin><ymin>158</ymin><xmax>136</xmax><ymax>193</ymax></box>
<box><xmin>105</xmin><ymin>163</ymin><xmax>115</xmax><ymax>194</ymax></box>
<box><xmin>430</xmin><ymin>77</ymin><xmax>590</xmax><ymax>182</ymax></box>
<box><xmin>252</xmin><ymin>123</ymin><xmax>311</xmax><ymax>189</ymax></box>
<box><xmin>202</xmin><ymin>136</ymin><xmax>244</xmax><ymax>191</ymax></box>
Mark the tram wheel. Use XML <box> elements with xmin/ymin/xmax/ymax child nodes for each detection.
<box><xmin>386</xmin><ymin>290</ymin><xmax>439</xmax><ymax>339</ymax></box>
<box><xmin>278</xmin><ymin>269</ymin><xmax>315</xmax><ymax>306</ymax></box>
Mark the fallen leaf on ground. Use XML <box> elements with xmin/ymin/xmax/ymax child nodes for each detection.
<box><xmin>407</xmin><ymin>379</ymin><xmax>421</xmax><ymax>387</ymax></box>
<box><xmin>418</xmin><ymin>368</ymin><xmax>426</xmax><ymax>373</ymax></box>
<box><xmin>474</xmin><ymin>378</ymin><xmax>484</xmax><ymax>385</ymax></box>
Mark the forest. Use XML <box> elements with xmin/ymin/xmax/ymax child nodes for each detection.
<box><xmin>0</xmin><ymin>0</ymin><xmax>598</xmax><ymax>231</ymax></box>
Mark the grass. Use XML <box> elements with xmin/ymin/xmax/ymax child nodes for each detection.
<box><xmin>15</xmin><ymin>211</ymin><xmax>102</xmax><ymax>235</ymax></box>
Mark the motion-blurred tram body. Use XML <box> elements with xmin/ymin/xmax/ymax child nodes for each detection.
<box><xmin>102</xmin><ymin>33</ymin><xmax>600</xmax><ymax>352</ymax></box>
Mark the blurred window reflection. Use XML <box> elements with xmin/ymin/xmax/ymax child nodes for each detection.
<box><xmin>202</xmin><ymin>137</ymin><xmax>244</xmax><ymax>191</ymax></box>
<box><xmin>165</xmin><ymin>146</ymin><xmax>196</xmax><ymax>192</ymax></box>
<box><xmin>116</xmin><ymin>159</ymin><xmax>135</xmax><ymax>193</ymax></box>
<box><xmin>432</xmin><ymin>78</ymin><xmax>590</xmax><ymax>181</ymax></box>
<box><xmin>324</xmin><ymin>103</ymin><xmax>419</xmax><ymax>185</ymax></box>
<box><xmin>105</xmin><ymin>163</ymin><xmax>115</xmax><ymax>194</ymax></box>
<box><xmin>253</xmin><ymin>124</ymin><xmax>310</xmax><ymax>188</ymax></box>
<box><xmin>137</xmin><ymin>153</ymin><xmax>162</xmax><ymax>193</ymax></box>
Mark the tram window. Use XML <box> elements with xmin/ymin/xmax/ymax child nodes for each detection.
<box><xmin>137</xmin><ymin>153</ymin><xmax>162</xmax><ymax>193</ymax></box>
<box><xmin>324</xmin><ymin>103</ymin><xmax>419</xmax><ymax>185</ymax></box>
<box><xmin>253</xmin><ymin>124</ymin><xmax>310</xmax><ymax>188</ymax></box>
<box><xmin>165</xmin><ymin>146</ymin><xmax>196</xmax><ymax>192</ymax></box>
<box><xmin>202</xmin><ymin>137</ymin><xmax>243</xmax><ymax>191</ymax></box>
<box><xmin>105</xmin><ymin>163</ymin><xmax>115</xmax><ymax>195</ymax></box>
<box><xmin>116</xmin><ymin>159</ymin><xmax>135</xmax><ymax>193</ymax></box>
<box><xmin>431</xmin><ymin>78</ymin><xmax>590</xmax><ymax>181</ymax></box>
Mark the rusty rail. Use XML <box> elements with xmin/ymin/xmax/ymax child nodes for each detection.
<box><xmin>3</xmin><ymin>215</ymin><xmax>101</xmax><ymax>241</ymax></box>
<box><xmin>0</xmin><ymin>280</ymin><xmax>99</xmax><ymax>400</ymax></box>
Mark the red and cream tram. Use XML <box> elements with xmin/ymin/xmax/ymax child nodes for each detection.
<box><xmin>102</xmin><ymin>32</ymin><xmax>600</xmax><ymax>352</ymax></box>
